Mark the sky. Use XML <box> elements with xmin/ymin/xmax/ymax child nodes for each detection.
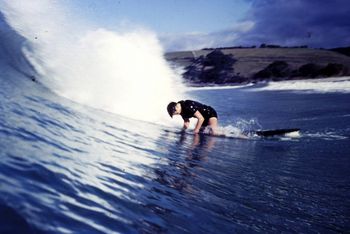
<box><xmin>70</xmin><ymin>0</ymin><xmax>250</xmax><ymax>34</ymax></box>
<box><xmin>68</xmin><ymin>0</ymin><xmax>350</xmax><ymax>51</ymax></box>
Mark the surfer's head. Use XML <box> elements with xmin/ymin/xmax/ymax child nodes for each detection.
<box><xmin>167</xmin><ymin>102</ymin><xmax>181</xmax><ymax>118</ymax></box>
<box><xmin>167</xmin><ymin>102</ymin><xmax>177</xmax><ymax>117</ymax></box>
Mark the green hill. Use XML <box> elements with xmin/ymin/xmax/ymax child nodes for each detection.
<box><xmin>165</xmin><ymin>47</ymin><xmax>350</xmax><ymax>85</ymax></box>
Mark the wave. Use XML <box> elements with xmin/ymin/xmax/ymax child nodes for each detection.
<box><xmin>303</xmin><ymin>132</ymin><xmax>348</xmax><ymax>140</ymax></box>
<box><xmin>186</xmin><ymin>83</ymin><xmax>254</xmax><ymax>91</ymax></box>
<box><xmin>0</xmin><ymin>1</ymin><xmax>187</xmax><ymax>123</ymax></box>
<box><xmin>0</xmin><ymin>11</ymin><xmax>36</xmax><ymax>78</ymax></box>
<box><xmin>248</xmin><ymin>77</ymin><xmax>350</xmax><ymax>93</ymax></box>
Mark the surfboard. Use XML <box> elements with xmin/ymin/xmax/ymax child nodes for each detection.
<box><xmin>164</xmin><ymin>128</ymin><xmax>301</xmax><ymax>139</ymax></box>
<box><xmin>254</xmin><ymin>128</ymin><xmax>300</xmax><ymax>137</ymax></box>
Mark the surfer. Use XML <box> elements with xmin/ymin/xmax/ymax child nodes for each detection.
<box><xmin>167</xmin><ymin>100</ymin><xmax>218</xmax><ymax>135</ymax></box>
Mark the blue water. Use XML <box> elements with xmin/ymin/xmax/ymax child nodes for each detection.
<box><xmin>1</xmin><ymin>4</ymin><xmax>350</xmax><ymax>233</ymax></box>
<box><xmin>1</xmin><ymin>72</ymin><xmax>350</xmax><ymax>233</ymax></box>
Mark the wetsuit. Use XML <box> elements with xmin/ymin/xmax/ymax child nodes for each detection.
<box><xmin>178</xmin><ymin>100</ymin><xmax>218</xmax><ymax>127</ymax></box>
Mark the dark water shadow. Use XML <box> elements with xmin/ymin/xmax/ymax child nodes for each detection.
<box><xmin>0</xmin><ymin>202</ymin><xmax>43</xmax><ymax>234</ymax></box>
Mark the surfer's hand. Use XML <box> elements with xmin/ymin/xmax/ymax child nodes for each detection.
<box><xmin>193</xmin><ymin>129</ymin><xmax>200</xmax><ymax>134</ymax></box>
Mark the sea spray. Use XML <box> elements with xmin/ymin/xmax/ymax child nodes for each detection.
<box><xmin>0</xmin><ymin>1</ymin><xmax>187</xmax><ymax>123</ymax></box>
<box><xmin>199</xmin><ymin>118</ymin><xmax>262</xmax><ymax>138</ymax></box>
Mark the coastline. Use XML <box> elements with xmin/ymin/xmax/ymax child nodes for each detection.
<box><xmin>166</xmin><ymin>47</ymin><xmax>350</xmax><ymax>86</ymax></box>
<box><xmin>184</xmin><ymin>76</ymin><xmax>350</xmax><ymax>94</ymax></box>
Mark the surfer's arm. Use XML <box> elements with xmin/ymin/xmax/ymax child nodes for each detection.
<box><xmin>193</xmin><ymin>111</ymin><xmax>204</xmax><ymax>134</ymax></box>
<box><xmin>183</xmin><ymin>118</ymin><xmax>190</xmax><ymax>129</ymax></box>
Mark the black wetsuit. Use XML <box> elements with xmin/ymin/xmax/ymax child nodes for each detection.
<box><xmin>178</xmin><ymin>100</ymin><xmax>218</xmax><ymax>127</ymax></box>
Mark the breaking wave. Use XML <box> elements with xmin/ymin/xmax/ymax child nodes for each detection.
<box><xmin>0</xmin><ymin>1</ymin><xmax>187</xmax><ymax>123</ymax></box>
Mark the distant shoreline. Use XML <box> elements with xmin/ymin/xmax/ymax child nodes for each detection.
<box><xmin>166</xmin><ymin>47</ymin><xmax>350</xmax><ymax>86</ymax></box>
<box><xmin>185</xmin><ymin>76</ymin><xmax>350</xmax><ymax>90</ymax></box>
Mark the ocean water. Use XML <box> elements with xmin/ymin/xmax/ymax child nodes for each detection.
<box><xmin>2</xmin><ymin>72</ymin><xmax>350</xmax><ymax>233</ymax></box>
<box><xmin>1</xmin><ymin>2</ymin><xmax>350</xmax><ymax>234</ymax></box>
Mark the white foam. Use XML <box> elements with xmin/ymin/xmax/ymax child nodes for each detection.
<box><xmin>214</xmin><ymin>125</ymin><xmax>248</xmax><ymax>139</ymax></box>
<box><xmin>249</xmin><ymin>77</ymin><xmax>350</xmax><ymax>93</ymax></box>
<box><xmin>186</xmin><ymin>83</ymin><xmax>253</xmax><ymax>91</ymax></box>
<box><xmin>0</xmin><ymin>1</ymin><xmax>187</xmax><ymax>123</ymax></box>
<box><xmin>200</xmin><ymin>119</ymin><xmax>261</xmax><ymax>139</ymax></box>
<box><xmin>284</xmin><ymin>131</ymin><xmax>301</xmax><ymax>138</ymax></box>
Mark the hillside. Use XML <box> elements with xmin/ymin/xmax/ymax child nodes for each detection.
<box><xmin>165</xmin><ymin>48</ymin><xmax>350</xmax><ymax>85</ymax></box>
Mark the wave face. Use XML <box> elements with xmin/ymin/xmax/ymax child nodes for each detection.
<box><xmin>0</xmin><ymin>1</ymin><xmax>186</xmax><ymax>123</ymax></box>
<box><xmin>0</xmin><ymin>11</ymin><xmax>34</xmax><ymax>77</ymax></box>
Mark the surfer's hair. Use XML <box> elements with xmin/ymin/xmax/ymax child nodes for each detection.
<box><xmin>167</xmin><ymin>102</ymin><xmax>177</xmax><ymax>118</ymax></box>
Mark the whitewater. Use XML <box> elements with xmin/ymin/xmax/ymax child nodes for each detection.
<box><xmin>1</xmin><ymin>1</ymin><xmax>350</xmax><ymax>233</ymax></box>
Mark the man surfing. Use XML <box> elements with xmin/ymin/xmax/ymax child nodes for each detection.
<box><xmin>167</xmin><ymin>100</ymin><xmax>300</xmax><ymax>139</ymax></box>
<box><xmin>167</xmin><ymin>100</ymin><xmax>218</xmax><ymax>135</ymax></box>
